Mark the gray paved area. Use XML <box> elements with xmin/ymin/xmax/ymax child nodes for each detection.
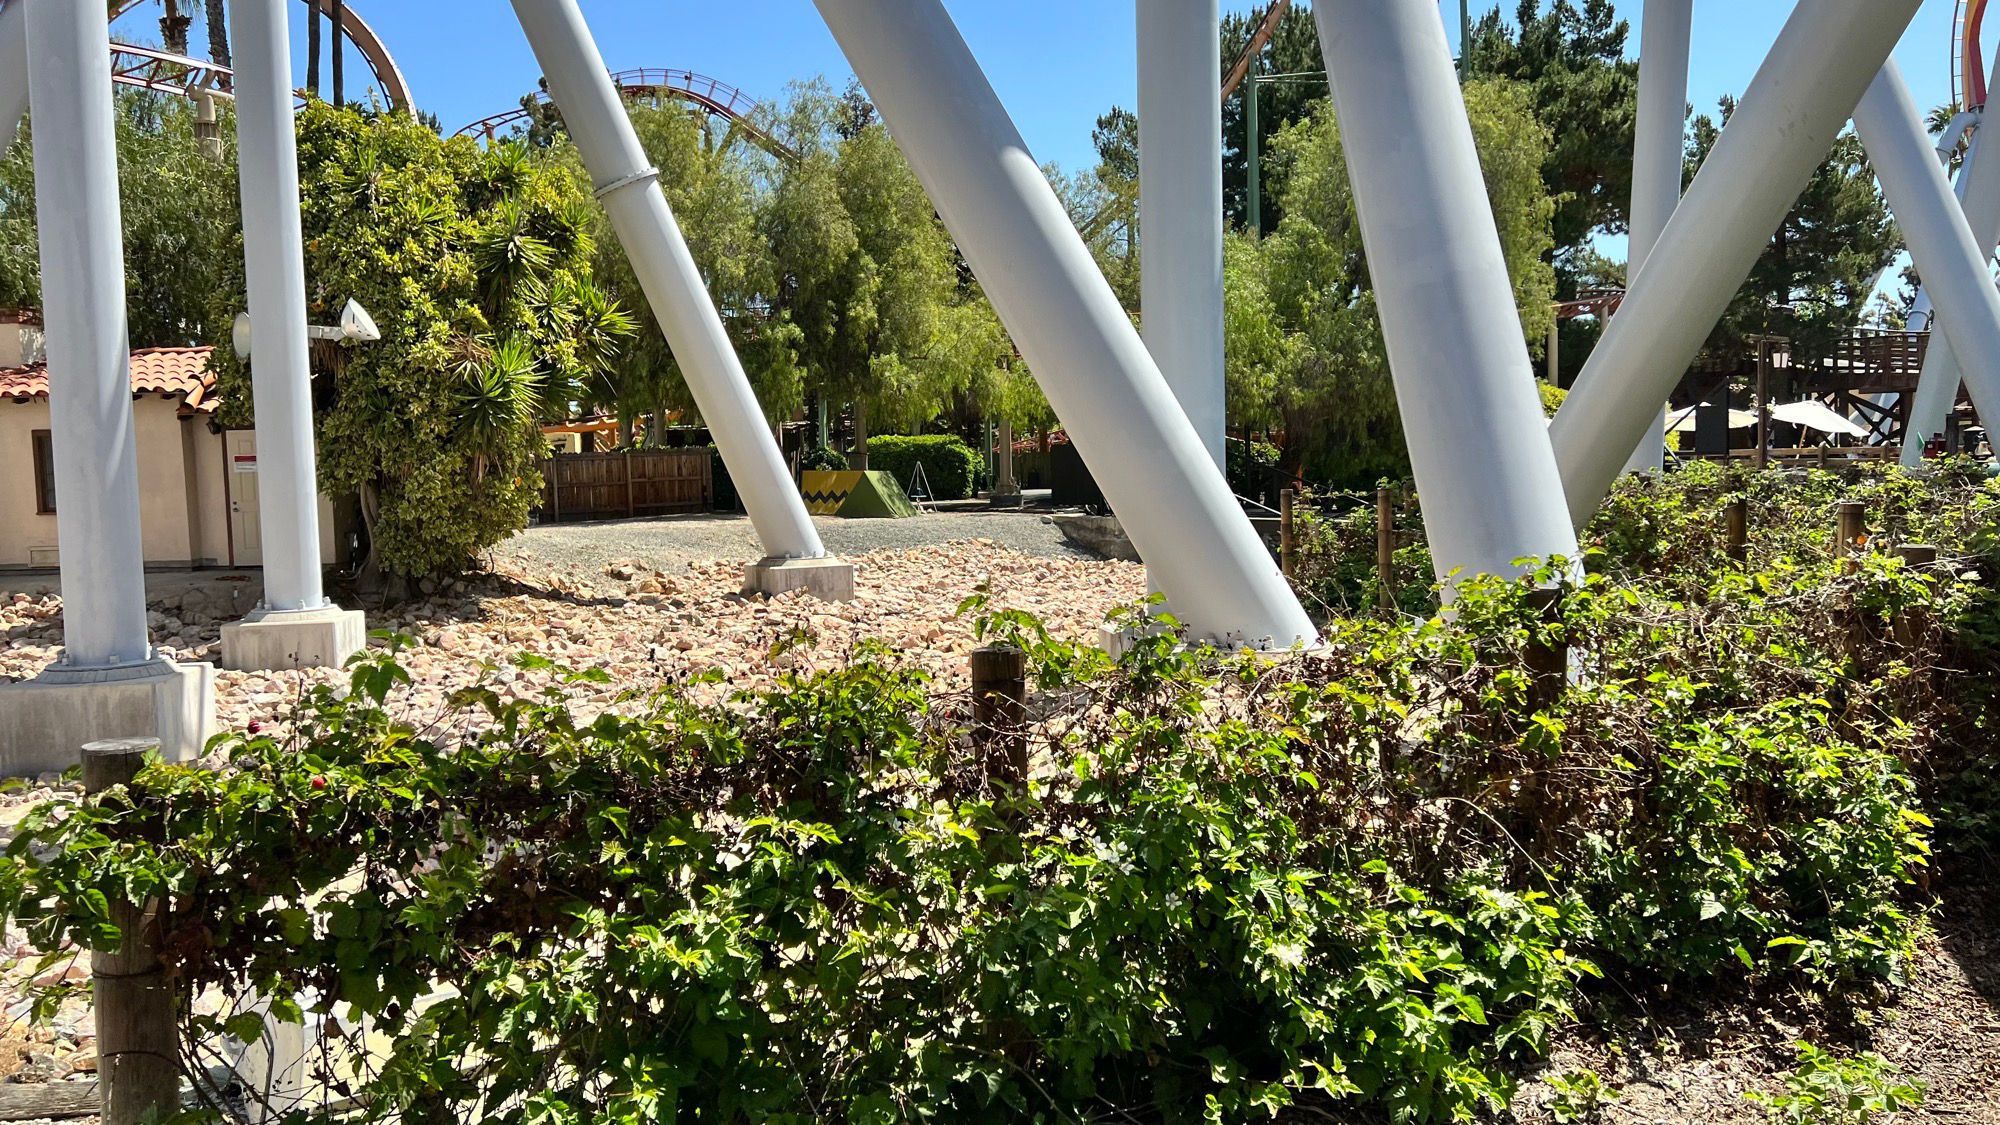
<box><xmin>500</xmin><ymin>509</ymin><xmax>1094</xmax><ymax>575</ymax></box>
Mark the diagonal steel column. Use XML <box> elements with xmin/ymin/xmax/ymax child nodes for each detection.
<box><xmin>1902</xmin><ymin>103</ymin><xmax>2000</xmax><ymax>463</ymax></box>
<box><xmin>1313</xmin><ymin>0</ymin><xmax>1578</xmax><ymax>586</ymax></box>
<box><xmin>0</xmin><ymin>0</ymin><xmax>25</xmax><ymax>157</ymax></box>
<box><xmin>509</xmin><ymin>0</ymin><xmax>826</xmax><ymax>564</ymax></box>
<box><xmin>1620</xmin><ymin>0</ymin><xmax>1692</xmax><ymax>474</ymax></box>
<box><xmin>26</xmin><ymin>0</ymin><xmax>153</xmax><ymax>668</ymax></box>
<box><xmin>813</xmin><ymin>0</ymin><xmax>1314</xmax><ymax>646</ymax></box>
<box><xmin>1550</xmin><ymin>0</ymin><xmax>1922</xmax><ymax>528</ymax></box>
<box><xmin>1852</xmin><ymin>61</ymin><xmax>2000</xmax><ymax>463</ymax></box>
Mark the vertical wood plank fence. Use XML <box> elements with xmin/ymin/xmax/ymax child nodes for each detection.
<box><xmin>538</xmin><ymin>451</ymin><xmax>713</xmax><ymax>523</ymax></box>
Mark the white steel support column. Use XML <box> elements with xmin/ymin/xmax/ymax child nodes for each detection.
<box><xmin>1852</xmin><ymin>62</ymin><xmax>2000</xmax><ymax>463</ymax></box>
<box><xmin>510</xmin><ymin>0</ymin><xmax>844</xmax><ymax>602</ymax></box>
<box><xmin>1313</xmin><ymin>0</ymin><xmax>1579</xmax><ymax>584</ymax></box>
<box><xmin>231</xmin><ymin>0</ymin><xmax>325</xmax><ymax>613</ymax></box>
<box><xmin>1904</xmin><ymin>111</ymin><xmax>2000</xmax><ymax>464</ymax></box>
<box><xmin>0</xmin><ymin>0</ymin><xmax>24</xmax><ymax>157</ymax></box>
<box><xmin>219</xmin><ymin>0</ymin><xmax>367</xmax><ymax>671</ymax></box>
<box><xmin>0</xmin><ymin>0</ymin><xmax>216</xmax><ymax>766</ymax></box>
<box><xmin>1620</xmin><ymin>0</ymin><xmax>1692</xmax><ymax>475</ymax></box>
<box><xmin>814</xmin><ymin>0</ymin><xmax>1314</xmax><ymax>647</ymax></box>
<box><xmin>28</xmin><ymin>0</ymin><xmax>150</xmax><ymax>670</ymax></box>
<box><xmin>1550</xmin><ymin>0</ymin><xmax>1922</xmax><ymax>528</ymax></box>
<box><xmin>1138</xmin><ymin>0</ymin><xmax>1225</xmax><ymax>471</ymax></box>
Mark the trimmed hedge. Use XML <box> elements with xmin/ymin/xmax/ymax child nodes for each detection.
<box><xmin>866</xmin><ymin>434</ymin><xmax>984</xmax><ymax>501</ymax></box>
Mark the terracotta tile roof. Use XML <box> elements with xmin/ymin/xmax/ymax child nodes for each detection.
<box><xmin>0</xmin><ymin>346</ymin><xmax>219</xmax><ymax>413</ymax></box>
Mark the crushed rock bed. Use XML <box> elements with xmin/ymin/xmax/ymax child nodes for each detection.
<box><xmin>0</xmin><ymin>540</ymin><xmax>1146</xmax><ymax>748</ymax></box>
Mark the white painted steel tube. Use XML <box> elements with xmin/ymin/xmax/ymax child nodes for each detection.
<box><xmin>26</xmin><ymin>0</ymin><xmax>152</xmax><ymax>668</ymax></box>
<box><xmin>231</xmin><ymin>0</ymin><xmax>328</xmax><ymax>613</ymax></box>
<box><xmin>1620</xmin><ymin>0</ymin><xmax>1691</xmax><ymax>475</ymax></box>
<box><xmin>1550</xmin><ymin>0</ymin><xmax>1921</xmax><ymax>528</ymax></box>
<box><xmin>1138</xmin><ymin>0</ymin><xmax>1226</xmax><ymax>471</ymax></box>
<box><xmin>814</xmin><ymin>0</ymin><xmax>1315</xmax><ymax>647</ymax></box>
<box><xmin>509</xmin><ymin>0</ymin><xmax>825</xmax><ymax>562</ymax></box>
<box><xmin>1904</xmin><ymin>115</ymin><xmax>2000</xmax><ymax>464</ymax></box>
<box><xmin>0</xmin><ymin>0</ymin><xmax>24</xmax><ymax>157</ymax></box>
<box><xmin>1852</xmin><ymin>62</ymin><xmax>2000</xmax><ymax>467</ymax></box>
<box><xmin>1313</xmin><ymin>0</ymin><xmax>1579</xmax><ymax>584</ymax></box>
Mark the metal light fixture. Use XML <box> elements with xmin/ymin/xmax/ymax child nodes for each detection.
<box><xmin>232</xmin><ymin>298</ymin><xmax>380</xmax><ymax>360</ymax></box>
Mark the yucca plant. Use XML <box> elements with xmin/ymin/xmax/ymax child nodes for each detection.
<box><xmin>457</xmin><ymin>337</ymin><xmax>542</xmax><ymax>484</ymax></box>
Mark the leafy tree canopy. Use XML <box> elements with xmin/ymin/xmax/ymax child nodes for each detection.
<box><xmin>760</xmin><ymin>81</ymin><xmax>1011</xmax><ymax>449</ymax></box>
<box><xmin>1469</xmin><ymin>0</ymin><xmax>1639</xmax><ymax>277</ymax></box>
<box><xmin>1221</xmin><ymin>1</ymin><xmax>1328</xmax><ymax>233</ymax></box>
<box><xmin>1690</xmin><ymin>97</ymin><xmax>1898</xmax><ymax>363</ymax></box>
<box><xmin>1229</xmin><ymin>78</ymin><xmax>1558</xmax><ymax>487</ymax></box>
<box><xmin>0</xmin><ymin>89</ymin><xmax>241</xmax><ymax>348</ymax></box>
<box><xmin>210</xmin><ymin>104</ymin><xmax>631</xmax><ymax>582</ymax></box>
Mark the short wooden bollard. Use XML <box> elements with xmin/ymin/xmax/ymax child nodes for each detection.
<box><xmin>1376</xmin><ymin>487</ymin><xmax>1396</xmax><ymax>615</ymax></box>
<box><xmin>1522</xmin><ymin>589</ymin><xmax>1567</xmax><ymax>713</ymax></box>
<box><xmin>81</xmin><ymin>738</ymin><xmax>178</xmax><ymax>1125</ymax></box>
<box><xmin>1725</xmin><ymin>497</ymin><xmax>1748</xmax><ymax>564</ymax></box>
<box><xmin>970</xmin><ymin>647</ymin><xmax>1029</xmax><ymax>786</ymax></box>
<box><xmin>1893</xmin><ymin>543</ymin><xmax>1938</xmax><ymax>568</ymax></box>
<box><xmin>1836</xmin><ymin>501</ymin><xmax>1866</xmax><ymax>571</ymax></box>
<box><xmin>1816</xmin><ymin>447</ymin><xmax>1831</xmax><ymax>471</ymax></box>
<box><xmin>1279</xmin><ymin>488</ymin><xmax>1296</xmax><ymax>579</ymax></box>
<box><xmin>1891</xmin><ymin>544</ymin><xmax>1941</xmax><ymax>647</ymax></box>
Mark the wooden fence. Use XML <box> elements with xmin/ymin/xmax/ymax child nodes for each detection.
<box><xmin>538</xmin><ymin>450</ymin><xmax>712</xmax><ymax>523</ymax></box>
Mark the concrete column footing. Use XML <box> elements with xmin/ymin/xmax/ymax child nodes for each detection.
<box><xmin>221</xmin><ymin>605</ymin><xmax>368</xmax><ymax>672</ymax></box>
<box><xmin>0</xmin><ymin>657</ymin><xmax>217</xmax><ymax>774</ymax></box>
<box><xmin>743</xmin><ymin>557</ymin><xmax>856</xmax><ymax>602</ymax></box>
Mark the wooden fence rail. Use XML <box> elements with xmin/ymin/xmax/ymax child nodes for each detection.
<box><xmin>538</xmin><ymin>451</ymin><xmax>712</xmax><ymax>523</ymax></box>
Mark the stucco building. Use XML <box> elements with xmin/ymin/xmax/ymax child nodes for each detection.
<box><xmin>0</xmin><ymin>309</ymin><xmax>335</xmax><ymax>572</ymax></box>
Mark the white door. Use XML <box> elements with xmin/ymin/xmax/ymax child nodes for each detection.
<box><xmin>226</xmin><ymin>429</ymin><xmax>262</xmax><ymax>566</ymax></box>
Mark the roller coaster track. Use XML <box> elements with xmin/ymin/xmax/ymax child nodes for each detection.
<box><xmin>1221</xmin><ymin>0</ymin><xmax>1292</xmax><ymax>103</ymax></box>
<box><xmin>457</xmin><ymin>68</ymin><xmax>794</xmax><ymax>160</ymax></box>
<box><xmin>1956</xmin><ymin>0</ymin><xmax>1990</xmax><ymax>112</ymax></box>
<box><xmin>105</xmin><ymin>0</ymin><xmax>413</xmax><ymax>111</ymax></box>
<box><xmin>108</xmin><ymin>42</ymin><xmax>233</xmax><ymax>100</ymax></box>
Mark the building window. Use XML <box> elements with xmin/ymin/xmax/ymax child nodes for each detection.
<box><xmin>31</xmin><ymin>429</ymin><xmax>54</xmax><ymax>513</ymax></box>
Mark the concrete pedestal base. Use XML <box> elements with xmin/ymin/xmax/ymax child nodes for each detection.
<box><xmin>0</xmin><ymin>658</ymin><xmax>217</xmax><ymax>775</ymax></box>
<box><xmin>742</xmin><ymin>556</ymin><xmax>856</xmax><ymax>602</ymax></box>
<box><xmin>989</xmin><ymin>491</ymin><xmax>1024</xmax><ymax>509</ymax></box>
<box><xmin>221</xmin><ymin>605</ymin><xmax>368</xmax><ymax>672</ymax></box>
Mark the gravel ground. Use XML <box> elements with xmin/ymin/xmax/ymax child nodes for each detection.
<box><xmin>497</xmin><ymin>511</ymin><xmax>1093</xmax><ymax>576</ymax></box>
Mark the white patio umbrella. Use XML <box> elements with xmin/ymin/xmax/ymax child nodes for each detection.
<box><xmin>1766</xmin><ymin>399</ymin><xmax>1869</xmax><ymax>438</ymax></box>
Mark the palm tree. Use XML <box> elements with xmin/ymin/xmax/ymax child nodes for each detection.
<box><xmin>159</xmin><ymin>0</ymin><xmax>192</xmax><ymax>56</ymax></box>
<box><xmin>203</xmin><ymin>0</ymin><xmax>229</xmax><ymax>71</ymax></box>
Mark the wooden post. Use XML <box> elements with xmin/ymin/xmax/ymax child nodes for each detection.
<box><xmin>81</xmin><ymin>738</ymin><xmax>178</xmax><ymax>1125</ymax></box>
<box><xmin>1279</xmin><ymin>488</ymin><xmax>1296</xmax><ymax>578</ymax></box>
<box><xmin>1755</xmin><ymin>338</ymin><xmax>1770</xmax><ymax>471</ymax></box>
<box><xmin>1816</xmin><ymin>446</ymin><xmax>1830</xmax><ymax>471</ymax></box>
<box><xmin>970</xmin><ymin>647</ymin><xmax>1029</xmax><ymax>787</ymax></box>
<box><xmin>1891</xmin><ymin>543</ymin><xmax>1939</xmax><ymax>646</ymax></box>
<box><xmin>1837</xmin><ymin>500</ymin><xmax>1865</xmax><ymax>571</ymax></box>
<box><xmin>1376</xmin><ymin>487</ymin><xmax>1396</xmax><ymax>615</ymax></box>
<box><xmin>623</xmin><ymin>453</ymin><xmax>635</xmax><ymax>519</ymax></box>
<box><xmin>1522</xmin><ymin>589</ymin><xmax>1567</xmax><ymax>712</ymax></box>
<box><xmin>1725</xmin><ymin>497</ymin><xmax>1748</xmax><ymax>564</ymax></box>
<box><xmin>1893</xmin><ymin>543</ymin><xmax>1938</xmax><ymax>568</ymax></box>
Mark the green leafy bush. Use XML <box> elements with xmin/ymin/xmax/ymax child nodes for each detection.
<box><xmin>866</xmin><ymin>433</ymin><xmax>982</xmax><ymax>500</ymax></box>
<box><xmin>799</xmin><ymin>443</ymin><xmax>848</xmax><ymax>472</ymax></box>
<box><xmin>1747</xmin><ymin>1042</ymin><xmax>1925</xmax><ymax>1124</ymax></box>
<box><xmin>0</xmin><ymin>538</ymin><xmax>1957</xmax><ymax>1123</ymax></box>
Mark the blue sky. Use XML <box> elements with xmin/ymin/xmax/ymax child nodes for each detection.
<box><xmin>119</xmin><ymin>2</ymin><xmax>1965</xmax><ymax>250</ymax></box>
